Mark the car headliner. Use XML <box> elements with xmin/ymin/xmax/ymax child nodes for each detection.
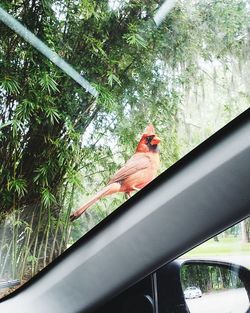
<box><xmin>0</xmin><ymin>109</ymin><xmax>249</xmax><ymax>313</ymax></box>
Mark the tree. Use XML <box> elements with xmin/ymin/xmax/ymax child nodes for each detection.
<box><xmin>241</xmin><ymin>218</ymin><xmax>250</xmax><ymax>243</ymax></box>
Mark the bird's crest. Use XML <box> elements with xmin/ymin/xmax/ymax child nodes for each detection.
<box><xmin>143</xmin><ymin>124</ymin><xmax>155</xmax><ymax>136</ymax></box>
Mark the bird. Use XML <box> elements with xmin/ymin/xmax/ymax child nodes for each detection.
<box><xmin>70</xmin><ymin>124</ymin><xmax>160</xmax><ymax>221</ymax></box>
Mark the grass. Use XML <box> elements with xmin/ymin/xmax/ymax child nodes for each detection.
<box><xmin>183</xmin><ymin>237</ymin><xmax>250</xmax><ymax>257</ymax></box>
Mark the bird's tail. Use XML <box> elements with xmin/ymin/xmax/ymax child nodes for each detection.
<box><xmin>70</xmin><ymin>182</ymin><xmax>121</xmax><ymax>221</ymax></box>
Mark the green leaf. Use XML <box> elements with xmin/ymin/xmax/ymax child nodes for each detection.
<box><xmin>34</xmin><ymin>164</ymin><xmax>49</xmax><ymax>186</ymax></box>
<box><xmin>66</xmin><ymin>169</ymin><xmax>83</xmax><ymax>190</ymax></box>
<box><xmin>8</xmin><ymin>178</ymin><xmax>27</xmax><ymax>197</ymax></box>
<box><xmin>107</xmin><ymin>72</ymin><xmax>121</xmax><ymax>87</ymax></box>
<box><xmin>11</xmin><ymin>119</ymin><xmax>24</xmax><ymax>137</ymax></box>
<box><xmin>44</xmin><ymin>106</ymin><xmax>61</xmax><ymax>125</ymax></box>
<box><xmin>15</xmin><ymin>100</ymin><xmax>35</xmax><ymax>121</ymax></box>
<box><xmin>39</xmin><ymin>72</ymin><xmax>59</xmax><ymax>94</ymax></box>
<box><xmin>41</xmin><ymin>188</ymin><xmax>56</xmax><ymax>208</ymax></box>
<box><xmin>0</xmin><ymin>77</ymin><xmax>21</xmax><ymax>95</ymax></box>
<box><xmin>27</xmin><ymin>255</ymin><xmax>38</xmax><ymax>263</ymax></box>
<box><xmin>93</xmin><ymin>84</ymin><xmax>116</xmax><ymax>111</ymax></box>
<box><xmin>124</xmin><ymin>33</ymin><xmax>147</xmax><ymax>48</ymax></box>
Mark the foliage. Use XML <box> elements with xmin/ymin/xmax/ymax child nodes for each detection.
<box><xmin>181</xmin><ymin>264</ymin><xmax>244</xmax><ymax>293</ymax></box>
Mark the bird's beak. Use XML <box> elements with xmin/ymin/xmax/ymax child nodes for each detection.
<box><xmin>151</xmin><ymin>136</ymin><xmax>161</xmax><ymax>145</ymax></box>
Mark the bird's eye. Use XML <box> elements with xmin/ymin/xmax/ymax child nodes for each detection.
<box><xmin>146</xmin><ymin>135</ymin><xmax>154</xmax><ymax>143</ymax></box>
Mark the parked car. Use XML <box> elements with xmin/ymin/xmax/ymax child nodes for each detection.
<box><xmin>184</xmin><ymin>286</ymin><xmax>202</xmax><ymax>299</ymax></box>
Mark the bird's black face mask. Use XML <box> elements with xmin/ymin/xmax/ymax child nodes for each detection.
<box><xmin>146</xmin><ymin>135</ymin><xmax>160</xmax><ymax>152</ymax></box>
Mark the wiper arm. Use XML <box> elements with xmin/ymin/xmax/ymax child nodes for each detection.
<box><xmin>0</xmin><ymin>7</ymin><xmax>98</xmax><ymax>98</ymax></box>
<box><xmin>153</xmin><ymin>0</ymin><xmax>178</xmax><ymax>27</ymax></box>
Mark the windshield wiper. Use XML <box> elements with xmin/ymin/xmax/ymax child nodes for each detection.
<box><xmin>154</xmin><ymin>0</ymin><xmax>177</xmax><ymax>27</ymax></box>
<box><xmin>0</xmin><ymin>7</ymin><xmax>98</xmax><ymax>97</ymax></box>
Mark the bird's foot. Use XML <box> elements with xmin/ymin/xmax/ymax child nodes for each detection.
<box><xmin>70</xmin><ymin>212</ymin><xmax>79</xmax><ymax>222</ymax></box>
<box><xmin>125</xmin><ymin>192</ymin><xmax>131</xmax><ymax>200</ymax></box>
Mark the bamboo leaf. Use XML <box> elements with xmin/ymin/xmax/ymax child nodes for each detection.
<box><xmin>8</xmin><ymin>178</ymin><xmax>27</xmax><ymax>197</ymax></box>
<box><xmin>107</xmin><ymin>72</ymin><xmax>121</xmax><ymax>87</ymax></box>
<box><xmin>0</xmin><ymin>77</ymin><xmax>21</xmax><ymax>95</ymax></box>
<box><xmin>39</xmin><ymin>72</ymin><xmax>59</xmax><ymax>94</ymax></box>
<box><xmin>41</xmin><ymin>188</ymin><xmax>57</xmax><ymax>208</ymax></box>
<box><xmin>15</xmin><ymin>100</ymin><xmax>36</xmax><ymax>121</ymax></box>
<box><xmin>44</xmin><ymin>106</ymin><xmax>61</xmax><ymax>125</ymax></box>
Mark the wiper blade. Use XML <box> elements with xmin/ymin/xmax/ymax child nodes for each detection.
<box><xmin>0</xmin><ymin>7</ymin><xmax>98</xmax><ymax>97</ymax></box>
<box><xmin>154</xmin><ymin>0</ymin><xmax>177</xmax><ymax>27</ymax></box>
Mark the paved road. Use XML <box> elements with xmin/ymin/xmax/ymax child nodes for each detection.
<box><xmin>186</xmin><ymin>288</ymin><xmax>249</xmax><ymax>313</ymax></box>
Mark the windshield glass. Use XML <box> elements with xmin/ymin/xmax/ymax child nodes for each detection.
<box><xmin>0</xmin><ymin>0</ymin><xmax>249</xmax><ymax>298</ymax></box>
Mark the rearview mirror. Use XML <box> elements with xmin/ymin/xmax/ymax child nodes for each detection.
<box><xmin>180</xmin><ymin>261</ymin><xmax>250</xmax><ymax>313</ymax></box>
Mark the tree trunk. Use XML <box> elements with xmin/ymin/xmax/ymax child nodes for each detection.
<box><xmin>241</xmin><ymin>220</ymin><xmax>249</xmax><ymax>243</ymax></box>
<box><xmin>213</xmin><ymin>235</ymin><xmax>219</xmax><ymax>242</ymax></box>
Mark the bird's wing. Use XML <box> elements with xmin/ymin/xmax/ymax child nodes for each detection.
<box><xmin>108</xmin><ymin>153</ymin><xmax>151</xmax><ymax>184</ymax></box>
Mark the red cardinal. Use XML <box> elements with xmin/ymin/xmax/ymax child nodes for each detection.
<box><xmin>70</xmin><ymin>124</ymin><xmax>160</xmax><ymax>221</ymax></box>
